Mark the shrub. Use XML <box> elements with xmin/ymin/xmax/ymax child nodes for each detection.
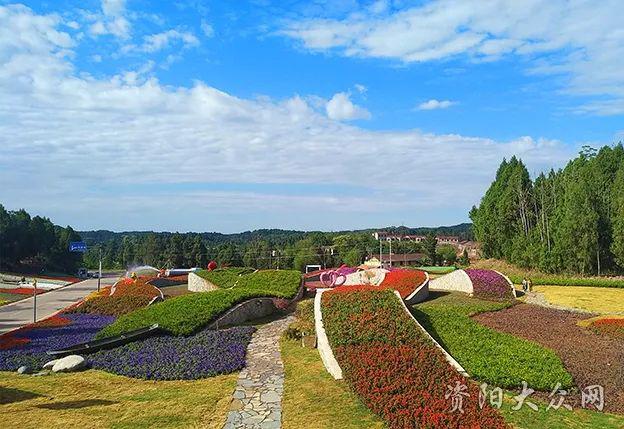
<box><xmin>321</xmin><ymin>290</ymin><xmax>507</xmax><ymax>428</ymax></box>
<box><xmin>413</xmin><ymin>293</ymin><xmax>573</xmax><ymax>390</ymax></box>
<box><xmin>196</xmin><ymin>267</ymin><xmax>255</xmax><ymax>287</ymax></box>
<box><xmin>464</xmin><ymin>269</ymin><xmax>514</xmax><ymax>301</ymax></box>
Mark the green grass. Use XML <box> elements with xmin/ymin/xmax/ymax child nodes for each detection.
<box><xmin>280</xmin><ymin>330</ymin><xmax>385</xmax><ymax>429</ymax></box>
<box><xmin>196</xmin><ymin>267</ymin><xmax>255</xmax><ymax>287</ymax></box>
<box><xmin>499</xmin><ymin>393</ymin><xmax>624</xmax><ymax>428</ymax></box>
<box><xmin>0</xmin><ymin>370</ymin><xmax>236</xmax><ymax>429</ymax></box>
<box><xmin>417</xmin><ymin>266</ymin><xmax>457</xmax><ymax>274</ymax></box>
<box><xmin>98</xmin><ymin>269</ymin><xmax>302</xmax><ymax>337</ymax></box>
<box><xmin>412</xmin><ymin>292</ymin><xmax>573</xmax><ymax>391</ymax></box>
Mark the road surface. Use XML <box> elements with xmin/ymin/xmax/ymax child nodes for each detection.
<box><xmin>0</xmin><ymin>276</ymin><xmax>118</xmax><ymax>334</ymax></box>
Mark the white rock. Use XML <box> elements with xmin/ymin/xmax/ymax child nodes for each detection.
<box><xmin>51</xmin><ymin>355</ymin><xmax>85</xmax><ymax>373</ymax></box>
<box><xmin>43</xmin><ymin>359</ymin><xmax>60</xmax><ymax>370</ymax></box>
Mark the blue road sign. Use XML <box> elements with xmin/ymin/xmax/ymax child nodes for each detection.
<box><xmin>69</xmin><ymin>241</ymin><xmax>87</xmax><ymax>252</ymax></box>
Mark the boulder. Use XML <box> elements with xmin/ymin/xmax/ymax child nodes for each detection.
<box><xmin>17</xmin><ymin>365</ymin><xmax>33</xmax><ymax>374</ymax></box>
<box><xmin>43</xmin><ymin>359</ymin><xmax>60</xmax><ymax>370</ymax></box>
<box><xmin>51</xmin><ymin>355</ymin><xmax>86</xmax><ymax>373</ymax></box>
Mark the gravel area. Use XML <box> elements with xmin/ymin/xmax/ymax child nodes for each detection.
<box><xmin>474</xmin><ymin>303</ymin><xmax>624</xmax><ymax>414</ymax></box>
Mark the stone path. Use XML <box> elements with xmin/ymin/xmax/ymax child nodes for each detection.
<box><xmin>223</xmin><ymin>314</ymin><xmax>295</xmax><ymax>429</ymax></box>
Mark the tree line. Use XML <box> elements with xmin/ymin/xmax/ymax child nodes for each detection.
<box><xmin>0</xmin><ymin>204</ymin><xmax>83</xmax><ymax>274</ymax></box>
<box><xmin>470</xmin><ymin>144</ymin><xmax>624</xmax><ymax>275</ymax></box>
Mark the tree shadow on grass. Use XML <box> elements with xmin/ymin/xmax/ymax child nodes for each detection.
<box><xmin>0</xmin><ymin>386</ymin><xmax>42</xmax><ymax>404</ymax></box>
<box><xmin>36</xmin><ymin>399</ymin><xmax>116</xmax><ymax>410</ymax></box>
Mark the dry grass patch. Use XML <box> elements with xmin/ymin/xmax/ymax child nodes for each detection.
<box><xmin>0</xmin><ymin>370</ymin><xmax>236</xmax><ymax>429</ymax></box>
<box><xmin>534</xmin><ymin>285</ymin><xmax>624</xmax><ymax>315</ymax></box>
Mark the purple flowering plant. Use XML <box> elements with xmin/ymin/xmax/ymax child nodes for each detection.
<box><xmin>464</xmin><ymin>269</ymin><xmax>514</xmax><ymax>301</ymax></box>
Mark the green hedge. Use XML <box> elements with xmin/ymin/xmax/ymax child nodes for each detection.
<box><xmin>196</xmin><ymin>267</ymin><xmax>255</xmax><ymax>288</ymax></box>
<box><xmin>98</xmin><ymin>269</ymin><xmax>302</xmax><ymax>337</ymax></box>
<box><xmin>412</xmin><ymin>293</ymin><xmax>573</xmax><ymax>390</ymax></box>
<box><xmin>508</xmin><ymin>274</ymin><xmax>624</xmax><ymax>288</ymax></box>
<box><xmin>417</xmin><ymin>266</ymin><xmax>457</xmax><ymax>274</ymax></box>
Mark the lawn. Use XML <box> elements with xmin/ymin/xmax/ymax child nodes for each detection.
<box><xmin>411</xmin><ymin>292</ymin><xmax>573</xmax><ymax>390</ymax></box>
<box><xmin>0</xmin><ymin>370</ymin><xmax>236</xmax><ymax>429</ymax></box>
<box><xmin>280</xmin><ymin>337</ymin><xmax>385</xmax><ymax>429</ymax></box>
<box><xmin>533</xmin><ymin>285</ymin><xmax>624</xmax><ymax>315</ymax></box>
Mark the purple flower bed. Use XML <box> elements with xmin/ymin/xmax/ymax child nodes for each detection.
<box><xmin>0</xmin><ymin>313</ymin><xmax>115</xmax><ymax>371</ymax></box>
<box><xmin>87</xmin><ymin>326</ymin><xmax>255</xmax><ymax>380</ymax></box>
<box><xmin>464</xmin><ymin>269</ymin><xmax>514</xmax><ymax>301</ymax></box>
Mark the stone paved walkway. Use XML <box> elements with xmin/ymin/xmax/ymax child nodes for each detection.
<box><xmin>524</xmin><ymin>291</ymin><xmax>594</xmax><ymax>314</ymax></box>
<box><xmin>223</xmin><ymin>314</ymin><xmax>295</xmax><ymax>429</ymax></box>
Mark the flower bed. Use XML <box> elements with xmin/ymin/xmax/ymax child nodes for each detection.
<box><xmin>0</xmin><ymin>313</ymin><xmax>115</xmax><ymax>371</ymax></box>
<box><xmin>379</xmin><ymin>269</ymin><xmax>427</xmax><ymax>299</ymax></box>
<box><xmin>87</xmin><ymin>326</ymin><xmax>255</xmax><ymax>380</ymax></box>
<box><xmin>590</xmin><ymin>318</ymin><xmax>624</xmax><ymax>338</ymax></box>
<box><xmin>321</xmin><ymin>289</ymin><xmax>507</xmax><ymax>428</ymax></box>
<box><xmin>0</xmin><ymin>287</ymin><xmax>46</xmax><ymax>295</ymax></box>
<box><xmin>69</xmin><ymin>295</ymin><xmax>153</xmax><ymax>316</ymax></box>
<box><xmin>464</xmin><ymin>269</ymin><xmax>514</xmax><ymax>301</ymax></box>
<box><xmin>112</xmin><ymin>278</ymin><xmax>161</xmax><ymax>298</ymax></box>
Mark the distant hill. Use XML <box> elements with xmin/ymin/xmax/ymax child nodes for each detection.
<box><xmin>78</xmin><ymin>223</ymin><xmax>473</xmax><ymax>245</ymax></box>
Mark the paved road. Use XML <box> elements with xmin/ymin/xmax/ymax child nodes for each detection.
<box><xmin>0</xmin><ymin>276</ymin><xmax>118</xmax><ymax>334</ymax></box>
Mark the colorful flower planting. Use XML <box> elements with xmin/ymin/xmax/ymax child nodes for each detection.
<box><xmin>321</xmin><ymin>289</ymin><xmax>507</xmax><ymax>428</ymax></box>
<box><xmin>0</xmin><ymin>287</ymin><xmax>46</xmax><ymax>295</ymax></box>
<box><xmin>0</xmin><ymin>313</ymin><xmax>115</xmax><ymax>371</ymax></box>
<box><xmin>464</xmin><ymin>269</ymin><xmax>514</xmax><ymax>301</ymax></box>
<box><xmin>590</xmin><ymin>318</ymin><xmax>624</xmax><ymax>338</ymax></box>
<box><xmin>379</xmin><ymin>269</ymin><xmax>427</xmax><ymax>299</ymax></box>
<box><xmin>87</xmin><ymin>326</ymin><xmax>255</xmax><ymax>380</ymax></box>
<box><xmin>69</xmin><ymin>295</ymin><xmax>153</xmax><ymax>316</ymax></box>
<box><xmin>99</xmin><ymin>270</ymin><xmax>302</xmax><ymax>338</ymax></box>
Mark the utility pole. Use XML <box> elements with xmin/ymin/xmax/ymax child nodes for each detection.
<box><xmin>389</xmin><ymin>238</ymin><xmax>393</xmax><ymax>268</ymax></box>
<box><xmin>98</xmin><ymin>246</ymin><xmax>102</xmax><ymax>292</ymax></box>
<box><xmin>33</xmin><ymin>278</ymin><xmax>37</xmax><ymax>322</ymax></box>
<box><xmin>379</xmin><ymin>239</ymin><xmax>382</xmax><ymax>268</ymax></box>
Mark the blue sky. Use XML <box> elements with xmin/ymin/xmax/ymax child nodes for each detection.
<box><xmin>1</xmin><ymin>1</ymin><xmax>623</xmax><ymax>232</ymax></box>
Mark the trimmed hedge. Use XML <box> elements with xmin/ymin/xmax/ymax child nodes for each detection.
<box><xmin>98</xmin><ymin>270</ymin><xmax>302</xmax><ymax>337</ymax></box>
<box><xmin>508</xmin><ymin>274</ymin><xmax>624</xmax><ymax>289</ymax></box>
<box><xmin>321</xmin><ymin>289</ymin><xmax>507</xmax><ymax>428</ymax></box>
<box><xmin>413</xmin><ymin>294</ymin><xmax>573</xmax><ymax>390</ymax></box>
<box><xmin>196</xmin><ymin>267</ymin><xmax>255</xmax><ymax>287</ymax></box>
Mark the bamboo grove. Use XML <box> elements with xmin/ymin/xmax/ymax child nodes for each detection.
<box><xmin>470</xmin><ymin>144</ymin><xmax>624</xmax><ymax>275</ymax></box>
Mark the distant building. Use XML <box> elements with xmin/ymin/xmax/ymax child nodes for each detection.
<box><xmin>372</xmin><ymin>231</ymin><xmax>481</xmax><ymax>260</ymax></box>
<box><xmin>375</xmin><ymin>253</ymin><xmax>425</xmax><ymax>267</ymax></box>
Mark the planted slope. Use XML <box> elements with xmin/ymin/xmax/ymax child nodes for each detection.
<box><xmin>322</xmin><ymin>289</ymin><xmax>507</xmax><ymax>428</ymax></box>
<box><xmin>98</xmin><ymin>270</ymin><xmax>301</xmax><ymax>337</ymax></box>
<box><xmin>413</xmin><ymin>293</ymin><xmax>573</xmax><ymax>390</ymax></box>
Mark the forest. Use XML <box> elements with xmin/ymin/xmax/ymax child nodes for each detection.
<box><xmin>470</xmin><ymin>144</ymin><xmax>624</xmax><ymax>275</ymax></box>
<box><xmin>0</xmin><ymin>204</ymin><xmax>83</xmax><ymax>274</ymax></box>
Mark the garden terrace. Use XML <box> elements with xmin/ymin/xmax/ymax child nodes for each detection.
<box><xmin>98</xmin><ymin>269</ymin><xmax>302</xmax><ymax>337</ymax></box>
<box><xmin>321</xmin><ymin>289</ymin><xmax>507</xmax><ymax>428</ymax></box>
<box><xmin>412</xmin><ymin>292</ymin><xmax>573</xmax><ymax>391</ymax></box>
<box><xmin>474</xmin><ymin>303</ymin><xmax>624</xmax><ymax>414</ymax></box>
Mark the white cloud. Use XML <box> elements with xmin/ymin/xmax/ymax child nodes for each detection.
<box><xmin>326</xmin><ymin>92</ymin><xmax>371</xmax><ymax>120</ymax></box>
<box><xmin>0</xmin><ymin>5</ymin><xmax>577</xmax><ymax>230</ymax></box>
<box><xmin>201</xmin><ymin>19</ymin><xmax>214</xmax><ymax>38</ymax></box>
<box><xmin>283</xmin><ymin>0</ymin><xmax>624</xmax><ymax>115</ymax></box>
<box><xmin>88</xmin><ymin>0</ymin><xmax>130</xmax><ymax>38</ymax></box>
<box><xmin>354</xmin><ymin>83</ymin><xmax>367</xmax><ymax>94</ymax></box>
<box><xmin>417</xmin><ymin>99</ymin><xmax>457</xmax><ymax>111</ymax></box>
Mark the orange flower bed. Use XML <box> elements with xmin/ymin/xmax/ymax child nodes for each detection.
<box><xmin>332</xmin><ymin>269</ymin><xmax>427</xmax><ymax>299</ymax></box>
<box><xmin>590</xmin><ymin>318</ymin><xmax>624</xmax><ymax>338</ymax></box>
<box><xmin>0</xmin><ymin>288</ymin><xmax>46</xmax><ymax>295</ymax></box>
<box><xmin>30</xmin><ymin>314</ymin><xmax>72</xmax><ymax>329</ymax></box>
<box><xmin>112</xmin><ymin>278</ymin><xmax>161</xmax><ymax>299</ymax></box>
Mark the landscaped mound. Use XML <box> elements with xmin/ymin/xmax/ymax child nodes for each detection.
<box><xmin>196</xmin><ymin>267</ymin><xmax>256</xmax><ymax>288</ymax></box>
<box><xmin>98</xmin><ymin>269</ymin><xmax>301</xmax><ymax>337</ymax></box>
<box><xmin>430</xmin><ymin>269</ymin><xmax>514</xmax><ymax>301</ymax></box>
<box><xmin>0</xmin><ymin>313</ymin><xmax>116</xmax><ymax>371</ymax></box>
<box><xmin>330</xmin><ymin>268</ymin><xmax>428</xmax><ymax>302</ymax></box>
<box><xmin>464</xmin><ymin>269</ymin><xmax>515</xmax><ymax>301</ymax></box>
<box><xmin>414</xmin><ymin>294</ymin><xmax>574</xmax><ymax>391</ymax></box>
<box><xmin>321</xmin><ymin>289</ymin><xmax>507</xmax><ymax>428</ymax></box>
<box><xmin>88</xmin><ymin>326</ymin><xmax>255</xmax><ymax>380</ymax></box>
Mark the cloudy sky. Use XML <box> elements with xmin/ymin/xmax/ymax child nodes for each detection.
<box><xmin>1</xmin><ymin>1</ymin><xmax>622</xmax><ymax>232</ymax></box>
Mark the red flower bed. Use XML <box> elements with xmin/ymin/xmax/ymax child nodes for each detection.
<box><xmin>0</xmin><ymin>336</ymin><xmax>30</xmax><ymax>350</ymax></box>
<box><xmin>0</xmin><ymin>288</ymin><xmax>46</xmax><ymax>295</ymax></box>
<box><xmin>322</xmin><ymin>289</ymin><xmax>507</xmax><ymax>429</ymax></box>
<box><xmin>30</xmin><ymin>315</ymin><xmax>72</xmax><ymax>329</ymax></box>
<box><xmin>590</xmin><ymin>318</ymin><xmax>624</xmax><ymax>338</ymax></box>
<box><xmin>379</xmin><ymin>269</ymin><xmax>427</xmax><ymax>298</ymax></box>
<box><xmin>112</xmin><ymin>278</ymin><xmax>161</xmax><ymax>299</ymax></box>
